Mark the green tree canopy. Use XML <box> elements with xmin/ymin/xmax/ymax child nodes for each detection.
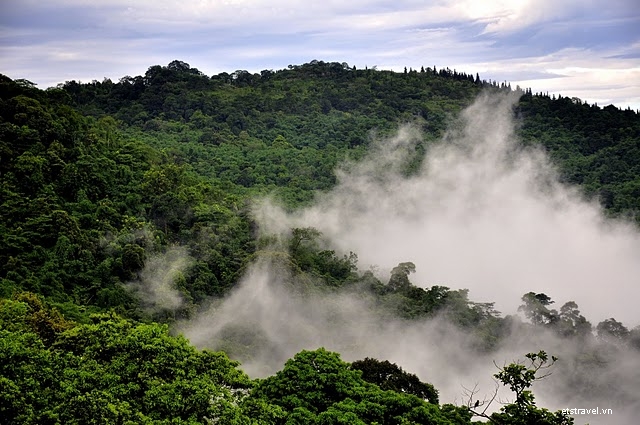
<box><xmin>351</xmin><ymin>357</ymin><xmax>439</xmax><ymax>404</ymax></box>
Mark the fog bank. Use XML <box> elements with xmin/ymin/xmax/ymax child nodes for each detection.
<box><xmin>256</xmin><ymin>91</ymin><xmax>640</xmax><ymax>326</ymax></box>
<box><xmin>179</xmin><ymin>92</ymin><xmax>640</xmax><ymax>424</ymax></box>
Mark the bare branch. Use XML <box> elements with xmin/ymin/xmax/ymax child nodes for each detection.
<box><xmin>462</xmin><ymin>381</ymin><xmax>502</xmax><ymax>424</ymax></box>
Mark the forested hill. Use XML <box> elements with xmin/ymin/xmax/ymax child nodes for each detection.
<box><xmin>3</xmin><ymin>60</ymin><xmax>640</xmax><ymax>314</ymax></box>
<box><xmin>1</xmin><ymin>61</ymin><xmax>640</xmax><ymax>424</ymax></box>
<box><xmin>64</xmin><ymin>60</ymin><xmax>640</xmax><ymax>214</ymax></box>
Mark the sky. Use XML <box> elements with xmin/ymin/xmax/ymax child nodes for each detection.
<box><xmin>1</xmin><ymin>0</ymin><xmax>639</xmax><ymax>109</ymax></box>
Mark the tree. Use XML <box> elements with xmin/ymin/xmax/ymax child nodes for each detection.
<box><xmin>250</xmin><ymin>348</ymin><xmax>367</xmax><ymax>415</ymax></box>
<box><xmin>388</xmin><ymin>262</ymin><xmax>416</xmax><ymax>291</ymax></box>
<box><xmin>289</xmin><ymin>227</ymin><xmax>321</xmax><ymax>257</ymax></box>
<box><xmin>629</xmin><ymin>326</ymin><xmax>640</xmax><ymax>351</ymax></box>
<box><xmin>466</xmin><ymin>351</ymin><xmax>574</xmax><ymax>424</ymax></box>
<box><xmin>249</xmin><ymin>348</ymin><xmax>470</xmax><ymax>424</ymax></box>
<box><xmin>167</xmin><ymin>59</ymin><xmax>191</xmax><ymax>72</ymax></box>
<box><xmin>518</xmin><ymin>292</ymin><xmax>558</xmax><ymax>326</ymax></box>
<box><xmin>596</xmin><ymin>318</ymin><xmax>630</xmax><ymax>345</ymax></box>
<box><xmin>94</xmin><ymin>115</ymin><xmax>119</xmax><ymax>147</ymax></box>
<box><xmin>555</xmin><ymin>301</ymin><xmax>591</xmax><ymax>338</ymax></box>
<box><xmin>0</xmin><ymin>305</ymin><xmax>256</xmax><ymax>424</ymax></box>
<box><xmin>351</xmin><ymin>357</ymin><xmax>439</xmax><ymax>403</ymax></box>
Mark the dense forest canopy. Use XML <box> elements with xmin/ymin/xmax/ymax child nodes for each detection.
<box><xmin>1</xmin><ymin>60</ymin><xmax>639</xmax><ymax>424</ymax></box>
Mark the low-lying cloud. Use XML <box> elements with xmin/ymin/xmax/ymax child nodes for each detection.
<box><xmin>179</xmin><ymin>91</ymin><xmax>640</xmax><ymax>424</ymax></box>
<box><xmin>256</xmin><ymin>91</ymin><xmax>640</xmax><ymax>326</ymax></box>
<box><xmin>128</xmin><ymin>246</ymin><xmax>190</xmax><ymax>313</ymax></box>
<box><xmin>179</xmin><ymin>257</ymin><xmax>639</xmax><ymax>425</ymax></box>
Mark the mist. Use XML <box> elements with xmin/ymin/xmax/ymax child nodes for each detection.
<box><xmin>178</xmin><ymin>92</ymin><xmax>640</xmax><ymax>424</ymax></box>
<box><xmin>128</xmin><ymin>246</ymin><xmax>190</xmax><ymax>313</ymax></box>
<box><xmin>256</xmin><ymin>91</ymin><xmax>640</xmax><ymax>326</ymax></box>
<box><xmin>179</xmin><ymin>257</ymin><xmax>639</xmax><ymax>424</ymax></box>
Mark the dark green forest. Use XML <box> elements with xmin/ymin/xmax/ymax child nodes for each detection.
<box><xmin>1</xmin><ymin>60</ymin><xmax>640</xmax><ymax>424</ymax></box>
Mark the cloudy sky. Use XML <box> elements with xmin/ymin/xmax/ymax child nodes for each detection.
<box><xmin>1</xmin><ymin>0</ymin><xmax>639</xmax><ymax>109</ymax></box>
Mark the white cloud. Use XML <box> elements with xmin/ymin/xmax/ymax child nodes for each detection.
<box><xmin>127</xmin><ymin>246</ymin><xmax>191</xmax><ymax>313</ymax></box>
<box><xmin>459</xmin><ymin>0</ymin><xmax>581</xmax><ymax>33</ymax></box>
<box><xmin>255</xmin><ymin>92</ymin><xmax>640</xmax><ymax>326</ymax></box>
<box><xmin>178</xmin><ymin>93</ymin><xmax>640</xmax><ymax>425</ymax></box>
<box><xmin>460</xmin><ymin>47</ymin><xmax>640</xmax><ymax>109</ymax></box>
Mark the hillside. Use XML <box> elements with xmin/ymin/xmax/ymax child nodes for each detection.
<box><xmin>1</xmin><ymin>61</ymin><xmax>640</xmax><ymax>424</ymax></box>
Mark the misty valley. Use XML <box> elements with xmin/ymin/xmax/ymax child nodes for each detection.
<box><xmin>1</xmin><ymin>61</ymin><xmax>640</xmax><ymax>424</ymax></box>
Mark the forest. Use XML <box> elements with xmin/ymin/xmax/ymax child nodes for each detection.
<box><xmin>1</xmin><ymin>60</ymin><xmax>640</xmax><ymax>424</ymax></box>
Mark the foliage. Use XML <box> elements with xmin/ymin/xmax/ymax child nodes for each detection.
<box><xmin>464</xmin><ymin>351</ymin><xmax>575</xmax><ymax>425</ymax></box>
<box><xmin>1</xmin><ymin>59</ymin><xmax>639</xmax><ymax>423</ymax></box>
<box><xmin>519</xmin><ymin>292</ymin><xmax>558</xmax><ymax>326</ymax></box>
<box><xmin>287</xmin><ymin>227</ymin><xmax>359</xmax><ymax>286</ymax></box>
<box><xmin>0</xmin><ymin>76</ymin><xmax>255</xmax><ymax>315</ymax></box>
<box><xmin>519</xmin><ymin>293</ymin><xmax>592</xmax><ymax>339</ymax></box>
<box><xmin>490</xmin><ymin>351</ymin><xmax>574</xmax><ymax>425</ymax></box>
<box><xmin>0</xmin><ymin>294</ymin><xmax>584</xmax><ymax>425</ymax></box>
<box><xmin>248</xmin><ymin>348</ymin><xmax>471</xmax><ymax>424</ymax></box>
<box><xmin>0</xmin><ymin>300</ymin><xmax>255</xmax><ymax>424</ymax></box>
<box><xmin>596</xmin><ymin>317</ymin><xmax>630</xmax><ymax>345</ymax></box>
<box><xmin>388</xmin><ymin>262</ymin><xmax>416</xmax><ymax>291</ymax></box>
<box><xmin>3</xmin><ymin>59</ymin><xmax>639</xmax><ymax>314</ymax></box>
<box><xmin>351</xmin><ymin>357</ymin><xmax>439</xmax><ymax>404</ymax></box>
